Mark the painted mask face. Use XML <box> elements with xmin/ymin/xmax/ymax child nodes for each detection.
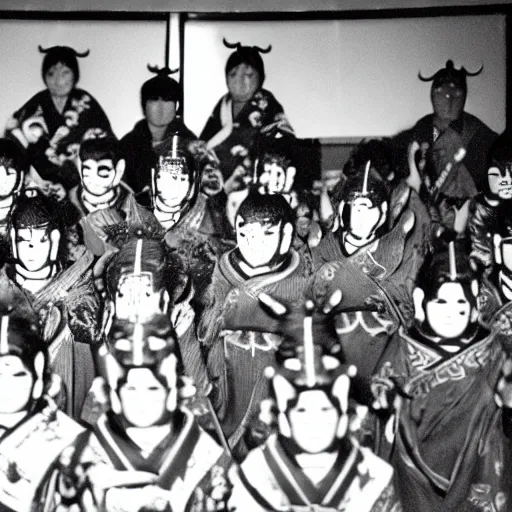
<box><xmin>109</xmin><ymin>316</ymin><xmax>173</xmax><ymax>368</ymax></box>
<box><xmin>81</xmin><ymin>159</ymin><xmax>118</xmax><ymax>197</ymax></box>
<box><xmin>259</xmin><ymin>162</ymin><xmax>287</xmax><ymax>195</ymax></box>
<box><xmin>145</xmin><ymin>99</ymin><xmax>177</xmax><ymax>128</ymax></box>
<box><xmin>425</xmin><ymin>282</ymin><xmax>471</xmax><ymax>339</ymax></box>
<box><xmin>345</xmin><ymin>197</ymin><xmax>385</xmax><ymax>241</ymax></box>
<box><xmin>44</xmin><ymin>62</ymin><xmax>75</xmax><ymax>98</ymax></box>
<box><xmin>118</xmin><ymin>368</ymin><xmax>169</xmax><ymax>427</ymax></box>
<box><xmin>155</xmin><ymin>162</ymin><xmax>191</xmax><ymax>208</ymax></box>
<box><xmin>236</xmin><ymin>217</ymin><xmax>282</xmax><ymax>268</ymax></box>
<box><xmin>227</xmin><ymin>63</ymin><xmax>260</xmax><ymax>103</ymax></box>
<box><xmin>488</xmin><ymin>166</ymin><xmax>512</xmax><ymax>200</ymax></box>
<box><xmin>0</xmin><ymin>356</ymin><xmax>34</xmax><ymax>414</ymax></box>
<box><xmin>15</xmin><ymin>227</ymin><xmax>53</xmax><ymax>272</ymax></box>
<box><xmin>288</xmin><ymin>390</ymin><xmax>339</xmax><ymax>454</ymax></box>
<box><xmin>0</xmin><ymin>166</ymin><xmax>20</xmax><ymax>199</ymax></box>
<box><xmin>431</xmin><ymin>82</ymin><xmax>465</xmax><ymax>124</ymax></box>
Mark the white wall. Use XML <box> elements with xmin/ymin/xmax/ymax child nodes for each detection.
<box><xmin>0</xmin><ymin>19</ymin><xmax>167</xmax><ymax>139</ymax></box>
<box><xmin>183</xmin><ymin>16</ymin><xmax>506</xmax><ymax>139</ymax></box>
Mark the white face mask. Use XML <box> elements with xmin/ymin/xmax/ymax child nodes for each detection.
<box><xmin>80</xmin><ymin>159</ymin><xmax>118</xmax><ymax>197</ymax></box>
<box><xmin>488</xmin><ymin>166</ymin><xmax>512</xmax><ymax>200</ymax></box>
<box><xmin>119</xmin><ymin>368</ymin><xmax>169</xmax><ymax>427</ymax></box>
<box><xmin>0</xmin><ymin>166</ymin><xmax>20</xmax><ymax>199</ymax></box>
<box><xmin>15</xmin><ymin>227</ymin><xmax>53</xmax><ymax>272</ymax></box>
<box><xmin>288</xmin><ymin>390</ymin><xmax>339</xmax><ymax>454</ymax></box>
<box><xmin>259</xmin><ymin>163</ymin><xmax>287</xmax><ymax>195</ymax></box>
<box><xmin>155</xmin><ymin>170</ymin><xmax>191</xmax><ymax>208</ymax></box>
<box><xmin>0</xmin><ymin>356</ymin><xmax>34</xmax><ymax>414</ymax></box>
<box><xmin>236</xmin><ymin>217</ymin><xmax>283</xmax><ymax>268</ymax></box>
<box><xmin>341</xmin><ymin>196</ymin><xmax>386</xmax><ymax>244</ymax></box>
<box><xmin>425</xmin><ymin>282</ymin><xmax>471</xmax><ymax>339</ymax></box>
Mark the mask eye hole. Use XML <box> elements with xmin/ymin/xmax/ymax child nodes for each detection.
<box><xmin>115</xmin><ymin>338</ymin><xmax>131</xmax><ymax>351</ymax></box>
<box><xmin>147</xmin><ymin>336</ymin><xmax>166</xmax><ymax>351</ymax></box>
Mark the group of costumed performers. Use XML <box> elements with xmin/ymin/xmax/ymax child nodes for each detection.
<box><xmin>3</xmin><ymin>31</ymin><xmax>512</xmax><ymax>512</ymax></box>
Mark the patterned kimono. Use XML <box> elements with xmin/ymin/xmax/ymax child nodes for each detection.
<box><xmin>7</xmin><ymin>88</ymin><xmax>112</xmax><ymax>190</ymax></box>
<box><xmin>310</xmin><ymin>185</ymin><xmax>430</xmax><ymax>405</ymax></box>
<box><xmin>200</xmin><ymin>88</ymin><xmax>293</xmax><ymax>182</ymax></box>
<box><xmin>159</xmin><ymin>192</ymin><xmax>235</xmax><ymax>301</ymax></box>
<box><xmin>201</xmin><ymin>249</ymin><xmax>309</xmax><ymax>453</ymax></box>
<box><xmin>0</xmin><ymin>401</ymin><xmax>84</xmax><ymax>512</ymax></box>
<box><xmin>41</xmin><ymin>408</ymin><xmax>226</xmax><ymax>512</ymax></box>
<box><xmin>68</xmin><ymin>184</ymin><xmax>158</xmax><ymax>256</ymax></box>
<box><xmin>227</xmin><ymin>434</ymin><xmax>401</xmax><ymax>512</ymax></box>
<box><xmin>0</xmin><ymin>251</ymin><xmax>101</xmax><ymax>419</ymax></box>
<box><xmin>387</xmin><ymin>325</ymin><xmax>512</xmax><ymax>512</ymax></box>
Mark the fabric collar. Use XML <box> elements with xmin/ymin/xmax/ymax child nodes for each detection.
<box><xmin>262</xmin><ymin>435</ymin><xmax>362</xmax><ymax>507</ymax></box>
<box><xmin>94</xmin><ymin>408</ymin><xmax>200</xmax><ymax>489</ymax></box>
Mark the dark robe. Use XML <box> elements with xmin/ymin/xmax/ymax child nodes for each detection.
<box><xmin>386</xmin><ymin>325</ymin><xmax>512</xmax><ymax>512</ymax></box>
<box><xmin>310</xmin><ymin>184</ymin><xmax>430</xmax><ymax>404</ymax></box>
<box><xmin>120</xmin><ymin>116</ymin><xmax>197</xmax><ymax>196</ymax></box>
<box><xmin>393</xmin><ymin>112</ymin><xmax>497</xmax><ymax>195</ymax></box>
<box><xmin>467</xmin><ymin>193</ymin><xmax>499</xmax><ymax>270</ymax></box>
<box><xmin>7</xmin><ymin>88</ymin><xmax>113</xmax><ymax>190</ymax></box>
<box><xmin>200</xmin><ymin>249</ymin><xmax>309</xmax><ymax>454</ymax></box>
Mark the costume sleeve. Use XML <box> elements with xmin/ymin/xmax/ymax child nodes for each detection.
<box><xmin>200</xmin><ymin>98</ymin><xmax>224</xmax><ymax>142</ymax></box>
<box><xmin>468</xmin><ymin>197</ymin><xmax>495</xmax><ymax>269</ymax></box>
<box><xmin>260</xmin><ymin>90</ymin><xmax>294</xmax><ymax>135</ymax></box>
<box><xmin>65</xmin><ymin>269</ymin><xmax>103</xmax><ymax>346</ymax></box>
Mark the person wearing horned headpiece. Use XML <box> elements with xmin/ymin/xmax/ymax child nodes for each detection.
<box><xmin>222</xmin><ymin>297</ymin><xmax>401</xmax><ymax>512</ymax></box>
<box><xmin>393</xmin><ymin>59</ymin><xmax>497</xmax><ymax>198</ymax></box>
<box><xmin>39</xmin><ymin>234</ymin><xmax>227</xmax><ymax>512</ymax></box>
<box><xmin>0</xmin><ymin>289</ymin><xmax>84</xmax><ymax>512</ymax></box>
<box><xmin>370</xmin><ymin>240</ymin><xmax>512</xmax><ymax>511</ymax></box>
<box><xmin>120</xmin><ymin>65</ymin><xmax>197</xmax><ymax>198</ymax></box>
<box><xmin>6</xmin><ymin>45</ymin><xmax>113</xmax><ymax>191</ymax></box>
<box><xmin>0</xmin><ymin>190</ymin><xmax>101</xmax><ymax>420</ymax></box>
<box><xmin>200</xmin><ymin>39</ymin><xmax>294</xmax><ymax>198</ymax></box>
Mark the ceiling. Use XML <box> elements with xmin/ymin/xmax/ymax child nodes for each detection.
<box><xmin>2</xmin><ymin>0</ymin><xmax>511</xmax><ymax>13</ymax></box>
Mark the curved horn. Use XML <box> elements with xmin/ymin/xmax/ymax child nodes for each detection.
<box><xmin>418</xmin><ymin>69</ymin><xmax>437</xmax><ymax>82</ymax></box>
<box><xmin>38</xmin><ymin>45</ymin><xmax>52</xmax><ymax>54</ymax></box>
<box><xmin>147</xmin><ymin>64</ymin><xmax>180</xmax><ymax>75</ymax></box>
<box><xmin>253</xmin><ymin>44</ymin><xmax>272</xmax><ymax>54</ymax></box>
<box><xmin>223</xmin><ymin>38</ymin><xmax>242</xmax><ymax>50</ymax></box>
<box><xmin>464</xmin><ymin>63</ymin><xmax>483</xmax><ymax>77</ymax></box>
<box><xmin>73</xmin><ymin>48</ymin><xmax>90</xmax><ymax>58</ymax></box>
